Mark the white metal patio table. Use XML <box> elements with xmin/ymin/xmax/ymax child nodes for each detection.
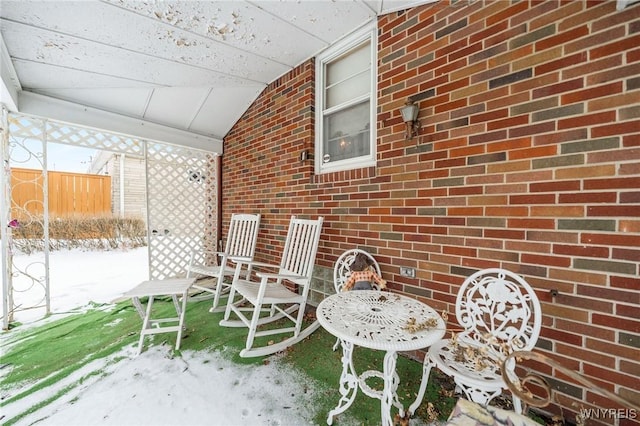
<box><xmin>124</xmin><ymin>278</ymin><xmax>195</xmax><ymax>355</ymax></box>
<box><xmin>317</xmin><ymin>290</ymin><xmax>445</xmax><ymax>426</ymax></box>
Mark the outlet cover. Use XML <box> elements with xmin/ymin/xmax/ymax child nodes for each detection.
<box><xmin>400</xmin><ymin>267</ymin><xmax>416</xmax><ymax>278</ymax></box>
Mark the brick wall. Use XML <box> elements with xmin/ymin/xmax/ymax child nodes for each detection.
<box><xmin>223</xmin><ymin>62</ymin><xmax>316</xmax><ymax>260</ymax></box>
<box><xmin>222</xmin><ymin>1</ymin><xmax>640</xmax><ymax>423</ymax></box>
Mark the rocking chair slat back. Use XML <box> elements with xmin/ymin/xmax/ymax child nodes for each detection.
<box><xmin>280</xmin><ymin>217</ymin><xmax>323</xmax><ymax>286</ymax></box>
<box><xmin>226</xmin><ymin>214</ymin><xmax>261</xmax><ymax>259</ymax></box>
<box><xmin>187</xmin><ymin>213</ymin><xmax>261</xmax><ymax>312</ymax></box>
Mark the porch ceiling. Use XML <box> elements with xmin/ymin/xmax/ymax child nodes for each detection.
<box><xmin>0</xmin><ymin>0</ymin><xmax>432</xmax><ymax>153</ymax></box>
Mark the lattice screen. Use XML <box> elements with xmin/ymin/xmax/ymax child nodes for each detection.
<box><xmin>47</xmin><ymin>121</ymin><xmax>144</xmax><ymax>154</ymax></box>
<box><xmin>146</xmin><ymin>142</ymin><xmax>217</xmax><ymax>280</ymax></box>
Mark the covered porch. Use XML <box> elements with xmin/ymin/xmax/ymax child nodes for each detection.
<box><xmin>2</xmin><ymin>1</ymin><xmax>639</xmax><ymax>425</ymax></box>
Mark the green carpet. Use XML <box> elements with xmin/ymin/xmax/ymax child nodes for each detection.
<box><xmin>0</xmin><ymin>297</ymin><xmax>457</xmax><ymax>425</ymax></box>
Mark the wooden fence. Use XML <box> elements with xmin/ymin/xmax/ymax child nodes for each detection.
<box><xmin>10</xmin><ymin>168</ymin><xmax>111</xmax><ymax>217</ymax></box>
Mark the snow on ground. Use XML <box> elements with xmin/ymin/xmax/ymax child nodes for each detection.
<box><xmin>1</xmin><ymin>247</ymin><xmax>327</xmax><ymax>426</ymax></box>
<box><xmin>5</xmin><ymin>345</ymin><xmax>320</xmax><ymax>426</ymax></box>
<box><xmin>6</xmin><ymin>247</ymin><xmax>149</xmax><ymax>325</ymax></box>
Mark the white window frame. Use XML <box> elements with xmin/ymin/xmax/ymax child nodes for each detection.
<box><xmin>315</xmin><ymin>23</ymin><xmax>377</xmax><ymax>174</ymax></box>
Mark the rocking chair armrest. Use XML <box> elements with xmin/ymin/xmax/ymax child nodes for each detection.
<box><xmin>192</xmin><ymin>249</ymin><xmax>223</xmax><ymax>255</ymax></box>
<box><xmin>188</xmin><ymin>249</ymin><xmax>224</xmax><ymax>267</ymax></box>
<box><xmin>255</xmin><ymin>271</ymin><xmax>304</xmax><ymax>281</ymax></box>
<box><xmin>226</xmin><ymin>255</ymin><xmax>252</xmax><ymax>263</ymax></box>
<box><xmin>230</xmin><ymin>260</ymin><xmax>278</xmax><ymax>269</ymax></box>
<box><xmin>190</xmin><ymin>249</ymin><xmax>224</xmax><ymax>259</ymax></box>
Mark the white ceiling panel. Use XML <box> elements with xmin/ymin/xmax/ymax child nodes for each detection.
<box><xmin>3</xmin><ymin>21</ymin><xmax>261</xmax><ymax>88</ymax></box>
<box><xmin>10</xmin><ymin>59</ymin><xmax>159</xmax><ymax>89</ymax></box>
<box><xmin>253</xmin><ymin>1</ymin><xmax>375</xmax><ymax>45</ymax></box>
<box><xmin>1</xmin><ymin>1</ymin><xmax>292</xmax><ymax>83</ymax></box>
<box><xmin>144</xmin><ymin>87</ymin><xmax>211</xmax><ymax>130</ymax></box>
<box><xmin>109</xmin><ymin>0</ymin><xmax>331</xmax><ymax>65</ymax></box>
<box><xmin>190</xmin><ymin>86</ymin><xmax>264</xmax><ymax>137</ymax></box>
<box><xmin>35</xmin><ymin>87</ymin><xmax>153</xmax><ymax>119</ymax></box>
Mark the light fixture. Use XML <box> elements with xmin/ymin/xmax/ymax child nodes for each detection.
<box><xmin>400</xmin><ymin>99</ymin><xmax>420</xmax><ymax>140</ymax></box>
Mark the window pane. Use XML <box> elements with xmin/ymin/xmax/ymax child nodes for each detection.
<box><xmin>326</xmin><ymin>71</ymin><xmax>369</xmax><ymax>109</ymax></box>
<box><xmin>322</xmin><ymin>101</ymin><xmax>370</xmax><ymax>164</ymax></box>
<box><xmin>326</xmin><ymin>42</ymin><xmax>370</xmax><ymax>86</ymax></box>
<box><xmin>325</xmin><ymin>42</ymin><xmax>370</xmax><ymax>109</ymax></box>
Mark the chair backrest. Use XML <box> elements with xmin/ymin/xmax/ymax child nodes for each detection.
<box><xmin>225</xmin><ymin>213</ymin><xmax>261</xmax><ymax>259</ymax></box>
<box><xmin>333</xmin><ymin>249</ymin><xmax>382</xmax><ymax>293</ymax></box>
<box><xmin>455</xmin><ymin>268</ymin><xmax>542</xmax><ymax>356</ymax></box>
<box><xmin>279</xmin><ymin>216</ymin><xmax>324</xmax><ymax>286</ymax></box>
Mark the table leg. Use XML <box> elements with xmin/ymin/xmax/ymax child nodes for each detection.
<box><xmin>327</xmin><ymin>340</ymin><xmax>358</xmax><ymax>425</ymax></box>
<box><xmin>131</xmin><ymin>295</ymin><xmax>145</xmax><ymax>319</ymax></box>
<box><xmin>175</xmin><ymin>292</ymin><xmax>188</xmax><ymax>350</ymax></box>
<box><xmin>408</xmin><ymin>356</ymin><xmax>434</xmax><ymax>416</ymax></box>
<box><xmin>382</xmin><ymin>351</ymin><xmax>404</xmax><ymax>426</ymax></box>
<box><xmin>137</xmin><ymin>295</ymin><xmax>155</xmax><ymax>355</ymax></box>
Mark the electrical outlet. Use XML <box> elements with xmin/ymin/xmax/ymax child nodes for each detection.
<box><xmin>399</xmin><ymin>267</ymin><xmax>416</xmax><ymax>278</ymax></box>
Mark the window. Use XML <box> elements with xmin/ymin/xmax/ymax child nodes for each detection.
<box><xmin>316</xmin><ymin>24</ymin><xmax>376</xmax><ymax>174</ymax></box>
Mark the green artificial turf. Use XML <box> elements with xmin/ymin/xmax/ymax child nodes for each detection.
<box><xmin>0</xmin><ymin>296</ymin><xmax>457</xmax><ymax>425</ymax></box>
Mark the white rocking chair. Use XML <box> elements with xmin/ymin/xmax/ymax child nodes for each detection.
<box><xmin>410</xmin><ymin>268</ymin><xmax>542</xmax><ymax>416</ymax></box>
<box><xmin>186</xmin><ymin>213</ymin><xmax>261</xmax><ymax>312</ymax></box>
<box><xmin>220</xmin><ymin>215</ymin><xmax>324</xmax><ymax>358</ymax></box>
<box><xmin>332</xmin><ymin>248</ymin><xmax>383</xmax><ymax>350</ymax></box>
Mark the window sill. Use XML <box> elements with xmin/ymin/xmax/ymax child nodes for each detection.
<box><xmin>311</xmin><ymin>166</ymin><xmax>376</xmax><ymax>184</ymax></box>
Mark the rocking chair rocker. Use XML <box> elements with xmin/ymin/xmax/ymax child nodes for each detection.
<box><xmin>220</xmin><ymin>215</ymin><xmax>324</xmax><ymax>358</ymax></box>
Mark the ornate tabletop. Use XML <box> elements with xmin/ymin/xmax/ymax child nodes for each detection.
<box><xmin>317</xmin><ymin>290</ymin><xmax>445</xmax><ymax>352</ymax></box>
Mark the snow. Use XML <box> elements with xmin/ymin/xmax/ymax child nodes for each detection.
<box><xmin>1</xmin><ymin>248</ymin><xmax>326</xmax><ymax>425</ymax></box>
<box><xmin>7</xmin><ymin>247</ymin><xmax>150</xmax><ymax>325</ymax></box>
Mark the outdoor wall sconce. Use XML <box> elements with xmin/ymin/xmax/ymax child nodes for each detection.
<box><xmin>400</xmin><ymin>99</ymin><xmax>421</xmax><ymax>140</ymax></box>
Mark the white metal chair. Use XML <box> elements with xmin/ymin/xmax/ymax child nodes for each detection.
<box><xmin>332</xmin><ymin>248</ymin><xmax>384</xmax><ymax>350</ymax></box>
<box><xmin>220</xmin><ymin>215</ymin><xmax>324</xmax><ymax>358</ymax></box>
<box><xmin>186</xmin><ymin>213</ymin><xmax>260</xmax><ymax>312</ymax></box>
<box><xmin>333</xmin><ymin>248</ymin><xmax>383</xmax><ymax>293</ymax></box>
<box><xmin>410</xmin><ymin>268</ymin><xmax>542</xmax><ymax>416</ymax></box>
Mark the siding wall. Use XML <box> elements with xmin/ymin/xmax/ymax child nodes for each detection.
<box><xmin>222</xmin><ymin>1</ymin><xmax>639</xmax><ymax>423</ymax></box>
<box><xmin>97</xmin><ymin>153</ymin><xmax>147</xmax><ymax>219</ymax></box>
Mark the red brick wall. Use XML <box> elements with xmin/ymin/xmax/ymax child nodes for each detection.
<box><xmin>223</xmin><ymin>61</ymin><xmax>317</xmax><ymax>261</ymax></box>
<box><xmin>222</xmin><ymin>1</ymin><xmax>640</xmax><ymax>423</ymax></box>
